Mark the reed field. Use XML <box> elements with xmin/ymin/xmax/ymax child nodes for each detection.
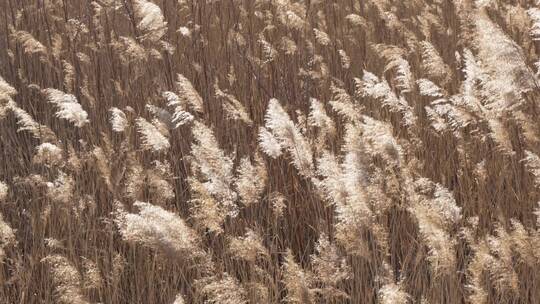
<box><xmin>2</xmin><ymin>0</ymin><xmax>540</xmax><ymax>303</ymax></box>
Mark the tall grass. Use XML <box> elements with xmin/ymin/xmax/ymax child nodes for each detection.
<box><xmin>1</xmin><ymin>0</ymin><xmax>540</xmax><ymax>303</ymax></box>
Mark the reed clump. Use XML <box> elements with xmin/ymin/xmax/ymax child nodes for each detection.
<box><xmin>1</xmin><ymin>0</ymin><xmax>540</xmax><ymax>303</ymax></box>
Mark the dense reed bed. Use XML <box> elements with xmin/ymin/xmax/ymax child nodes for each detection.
<box><xmin>1</xmin><ymin>0</ymin><xmax>540</xmax><ymax>303</ymax></box>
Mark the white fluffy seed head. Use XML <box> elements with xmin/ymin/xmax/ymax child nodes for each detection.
<box><xmin>109</xmin><ymin>107</ymin><xmax>128</xmax><ymax>132</ymax></box>
<box><xmin>135</xmin><ymin>117</ymin><xmax>170</xmax><ymax>152</ymax></box>
<box><xmin>34</xmin><ymin>143</ymin><xmax>64</xmax><ymax>166</ymax></box>
<box><xmin>43</xmin><ymin>88</ymin><xmax>89</xmax><ymax>127</ymax></box>
<box><xmin>114</xmin><ymin>201</ymin><xmax>204</xmax><ymax>260</ymax></box>
<box><xmin>264</xmin><ymin>98</ymin><xmax>314</xmax><ymax>177</ymax></box>
<box><xmin>0</xmin><ymin>182</ymin><xmax>8</xmax><ymax>201</ymax></box>
<box><xmin>258</xmin><ymin>127</ymin><xmax>283</xmax><ymax>158</ymax></box>
<box><xmin>133</xmin><ymin>0</ymin><xmax>168</xmax><ymax>42</ymax></box>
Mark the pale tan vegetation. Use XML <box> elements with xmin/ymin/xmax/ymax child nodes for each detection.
<box><xmin>1</xmin><ymin>0</ymin><xmax>540</xmax><ymax>303</ymax></box>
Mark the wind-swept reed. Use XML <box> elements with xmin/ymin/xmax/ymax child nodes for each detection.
<box><xmin>1</xmin><ymin>0</ymin><xmax>540</xmax><ymax>303</ymax></box>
